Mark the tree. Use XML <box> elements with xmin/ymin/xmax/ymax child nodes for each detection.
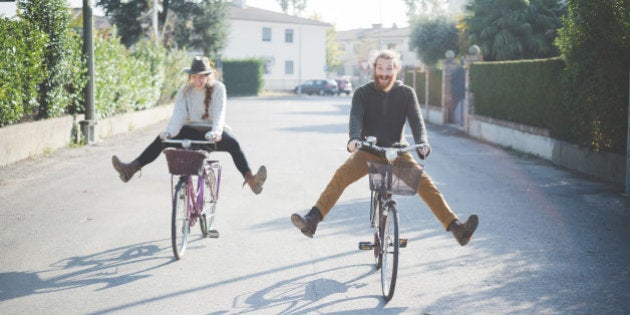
<box><xmin>462</xmin><ymin>0</ymin><xmax>565</xmax><ymax>61</ymax></box>
<box><xmin>326</xmin><ymin>28</ymin><xmax>342</xmax><ymax>74</ymax></box>
<box><xmin>97</xmin><ymin>0</ymin><xmax>229</xmax><ymax>55</ymax></box>
<box><xmin>555</xmin><ymin>0</ymin><xmax>629</xmax><ymax>154</ymax></box>
<box><xmin>164</xmin><ymin>0</ymin><xmax>229</xmax><ymax>56</ymax></box>
<box><xmin>96</xmin><ymin>0</ymin><xmax>149</xmax><ymax>47</ymax></box>
<box><xmin>277</xmin><ymin>0</ymin><xmax>307</xmax><ymax>16</ymax></box>
<box><xmin>409</xmin><ymin>16</ymin><xmax>459</xmax><ymax>66</ymax></box>
<box><xmin>403</xmin><ymin>0</ymin><xmax>449</xmax><ymax>20</ymax></box>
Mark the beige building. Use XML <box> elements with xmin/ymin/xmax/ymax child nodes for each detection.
<box><xmin>335</xmin><ymin>24</ymin><xmax>422</xmax><ymax>85</ymax></box>
<box><xmin>224</xmin><ymin>0</ymin><xmax>332</xmax><ymax>91</ymax></box>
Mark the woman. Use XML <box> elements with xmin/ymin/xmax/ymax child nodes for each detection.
<box><xmin>112</xmin><ymin>56</ymin><xmax>267</xmax><ymax>194</ymax></box>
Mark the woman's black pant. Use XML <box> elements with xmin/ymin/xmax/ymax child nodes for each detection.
<box><xmin>135</xmin><ymin>126</ymin><xmax>251</xmax><ymax>177</ymax></box>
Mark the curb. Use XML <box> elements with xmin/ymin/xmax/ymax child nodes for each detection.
<box><xmin>0</xmin><ymin>104</ymin><xmax>173</xmax><ymax>168</ymax></box>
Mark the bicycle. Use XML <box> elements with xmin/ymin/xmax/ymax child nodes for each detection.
<box><xmin>162</xmin><ymin>137</ymin><xmax>222</xmax><ymax>260</ymax></box>
<box><xmin>356</xmin><ymin>136</ymin><xmax>428</xmax><ymax>302</ymax></box>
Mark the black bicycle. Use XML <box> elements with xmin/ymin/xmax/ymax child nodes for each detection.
<box><xmin>357</xmin><ymin>136</ymin><xmax>428</xmax><ymax>302</ymax></box>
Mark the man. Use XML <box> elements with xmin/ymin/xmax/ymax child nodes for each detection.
<box><xmin>290</xmin><ymin>50</ymin><xmax>478</xmax><ymax>246</ymax></box>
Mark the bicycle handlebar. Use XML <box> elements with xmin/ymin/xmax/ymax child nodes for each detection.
<box><xmin>162</xmin><ymin>138</ymin><xmax>216</xmax><ymax>150</ymax></box>
<box><xmin>356</xmin><ymin>136</ymin><xmax>429</xmax><ymax>163</ymax></box>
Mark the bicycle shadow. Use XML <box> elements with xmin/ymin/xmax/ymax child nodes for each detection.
<box><xmin>227</xmin><ymin>264</ymin><xmax>408</xmax><ymax>315</ymax></box>
<box><xmin>0</xmin><ymin>239</ymin><xmax>173</xmax><ymax>302</ymax></box>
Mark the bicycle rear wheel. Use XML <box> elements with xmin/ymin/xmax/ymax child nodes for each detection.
<box><xmin>380</xmin><ymin>203</ymin><xmax>399</xmax><ymax>302</ymax></box>
<box><xmin>172</xmin><ymin>178</ymin><xmax>190</xmax><ymax>259</ymax></box>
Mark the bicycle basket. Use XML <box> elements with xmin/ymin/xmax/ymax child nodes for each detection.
<box><xmin>163</xmin><ymin>149</ymin><xmax>208</xmax><ymax>175</ymax></box>
<box><xmin>366</xmin><ymin>161</ymin><xmax>422</xmax><ymax>195</ymax></box>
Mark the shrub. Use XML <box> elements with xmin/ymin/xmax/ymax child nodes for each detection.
<box><xmin>0</xmin><ymin>17</ymin><xmax>46</xmax><ymax>126</ymax></box>
<box><xmin>222</xmin><ymin>59</ymin><xmax>263</xmax><ymax>96</ymax></box>
<box><xmin>19</xmin><ymin>0</ymin><xmax>84</xmax><ymax>119</ymax></box>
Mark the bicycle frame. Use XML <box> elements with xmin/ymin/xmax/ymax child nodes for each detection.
<box><xmin>170</xmin><ymin>159</ymin><xmax>222</xmax><ymax>224</ymax></box>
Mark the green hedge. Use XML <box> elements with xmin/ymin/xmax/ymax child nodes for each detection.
<box><xmin>0</xmin><ymin>7</ymin><xmax>187</xmax><ymax>127</ymax></box>
<box><xmin>222</xmin><ymin>59</ymin><xmax>263</xmax><ymax>96</ymax></box>
<box><xmin>0</xmin><ymin>17</ymin><xmax>46</xmax><ymax>126</ymax></box>
<box><xmin>469</xmin><ymin>58</ymin><xmax>570</xmax><ymax>135</ymax></box>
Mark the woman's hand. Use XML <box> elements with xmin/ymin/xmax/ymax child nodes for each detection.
<box><xmin>205</xmin><ymin>131</ymin><xmax>222</xmax><ymax>142</ymax></box>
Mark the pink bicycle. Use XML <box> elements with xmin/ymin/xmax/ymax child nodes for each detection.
<box><xmin>162</xmin><ymin>138</ymin><xmax>222</xmax><ymax>260</ymax></box>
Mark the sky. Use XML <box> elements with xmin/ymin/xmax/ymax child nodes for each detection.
<box><xmin>0</xmin><ymin>0</ymin><xmax>411</xmax><ymax>31</ymax></box>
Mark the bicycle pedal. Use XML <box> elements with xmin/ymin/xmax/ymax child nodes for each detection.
<box><xmin>207</xmin><ymin>230</ymin><xmax>220</xmax><ymax>238</ymax></box>
<box><xmin>399</xmin><ymin>238</ymin><xmax>408</xmax><ymax>248</ymax></box>
<box><xmin>358</xmin><ymin>242</ymin><xmax>374</xmax><ymax>250</ymax></box>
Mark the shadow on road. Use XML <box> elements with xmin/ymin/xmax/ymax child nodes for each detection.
<box><xmin>0</xmin><ymin>240</ymin><xmax>173</xmax><ymax>302</ymax></box>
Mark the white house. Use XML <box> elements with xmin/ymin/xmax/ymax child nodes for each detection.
<box><xmin>224</xmin><ymin>0</ymin><xmax>332</xmax><ymax>91</ymax></box>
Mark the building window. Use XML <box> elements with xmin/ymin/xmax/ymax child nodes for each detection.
<box><xmin>387</xmin><ymin>43</ymin><xmax>396</xmax><ymax>50</ymax></box>
<box><xmin>285</xmin><ymin>61</ymin><xmax>294</xmax><ymax>75</ymax></box>
<box><xmin>263</xmin><ymin>56</ymin><xmax>275</xmax><ymax>74</ymax></box>
<box><xmin>262</xmin><ymin>27</ymin><xmax>271</xmax><ymax>42</ymax></box>
<box><xmin>285</xmin><ymin>29</ymin><xmax>294</xmax><ymax>43</ymax></box>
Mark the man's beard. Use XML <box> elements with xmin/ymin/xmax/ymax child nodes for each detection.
<box><xmin>374</xmin><ymin>74</ymin><xmax>395</xmax><ymax>91</ymax></box>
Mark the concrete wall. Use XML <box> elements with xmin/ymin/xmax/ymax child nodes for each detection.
<box><xmin>468</xmin><ymin>114</ymin><xmax>625</xmax><ymax>185</ymax></box>
<box><xmin>0</xmin><ymin>104</ymin><xmax>173</xmax><ymax>168</ymax></box>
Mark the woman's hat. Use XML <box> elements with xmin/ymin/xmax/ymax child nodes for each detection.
<box><xmin>184</xmin><ymin>56</ymin><xmax>214</xmax><ymax>74</ymax></box>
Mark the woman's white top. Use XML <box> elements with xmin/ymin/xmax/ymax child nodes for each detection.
<box><xmin>165</xmin><ymin>80</ymin><xmax>229</xmax><ymax>136</ymax></box>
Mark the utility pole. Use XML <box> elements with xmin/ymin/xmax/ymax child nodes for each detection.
<box><xmin>297</xmin><ymin>11</ymin><xmax>302</xmax><ymax>95</ymax></box>
<box><xmin>626</xmin><ymin>68</ymin><xmax>629</xmax><ymax>195</ymax></box>
<box><xmin>81</xmin><ymin>0</ymin><xmax>96</xmax><ymax>144</ymax></box>
<box><xmin>152</xmin><ymin>0</ymin><xmax>158</xmax><ymax>44</ymax></box>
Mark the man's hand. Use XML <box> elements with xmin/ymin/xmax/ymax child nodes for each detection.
<box><xmin>205</xmin><ymin>131</ymin><xmax>222</xmax><ymax>142</ymax></box>
<box><xmin>159</xmin><ymin>132</ymin><xmax>171</xmax><ymax>140</ymax></box>
<box><xmin>417</xmin><ymin>143</ymin><xmax>431</xmax><ymax>159</ymax></box>
<box><xmin>347</xmin><ymin>139</ymin><xmax>360</xmax><ymax>153</ymax></box>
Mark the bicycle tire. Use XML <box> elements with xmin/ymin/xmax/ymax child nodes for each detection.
<box><xmin>381</xmin><ymin>203</ymin><xmax>399</xmax><ymax>302</ymax></box>
<box><xmin>373</xmin><ymin>194</ymin><xmax>383</xmax><ymax>269</ymax></box>
<box><xmin>202</xmin><ymin>169</ymin><xmax>218</xmax><ymax>237</ymax></box>
<box><xmin>171</xmin><ymin>178</ymin><xmax>190</xmax><ymax>260</ymax></box>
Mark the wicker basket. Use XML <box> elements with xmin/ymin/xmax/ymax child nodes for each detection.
<box><xmin>366</xmin><ymin>161</ymin><xmax>422</xmax><ymax>195</ymax></box>
<box><xmin>163</xmin><ymin>149</ymin><xmax>208</xmax><ymax>175</ymax></box>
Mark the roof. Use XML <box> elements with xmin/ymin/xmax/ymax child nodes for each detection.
<box><xmin>336</xmin><ymin>26</ymin><xmax>410</xmax><ymax>41</ymax></box>
<box><xmin>229</xmin><ymin>4</ymin><xmax>331</xmax><ymax>27</ymax></box>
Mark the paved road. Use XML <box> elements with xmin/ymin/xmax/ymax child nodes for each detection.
<box><xmin>1</xmin><ymin>96</ymin><xmax>629</xmax><ymax>314</ymax></box>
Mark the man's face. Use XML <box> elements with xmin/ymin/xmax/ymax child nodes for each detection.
<box><xmin>373</xmin><ymin>58</ymin><xmax>399</xmax><ymax>91</ymax></box>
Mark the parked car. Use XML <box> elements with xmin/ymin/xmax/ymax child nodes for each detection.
<box><xmin>335</xmin><ymin>78</ymin><xmax>353</xmax><ymax>95</ymax></box>
<box><xmin>294</xmin><ymin>79</ymin><xmax>338</xmax><ymax>95</ymax></box>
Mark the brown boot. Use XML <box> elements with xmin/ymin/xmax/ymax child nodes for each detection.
<box><xmin>448</xmin><ymin>215</ymin><xmax>479</xmax><ymax>246</ymax></box>
<box><xmin>291</xmin><ymin>207</ymin><xmax>322</xmax><ymax>238</ymax></box>
<box><xmin>112</xmin><ymin>155</ymin><xmax>141</xmax><ymax>183</ymax></box>
<box><xmin>243</xmin><ymin>165</ymin><xmax>267</xmax><ymax>194</ymax></box>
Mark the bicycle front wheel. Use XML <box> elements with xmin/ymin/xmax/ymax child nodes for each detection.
<box><xmin>372</xmin><ymin>194</ymin><xmax>383</xmax><ymax>269</ymax></box>
<box><xmin>380</xmin><ymin>203</ymin><xmax>399</xmax><ymax>302</ymax></box>
<box><xmin>172</xmin><ymin>178</ymin><xmax>191</xmax><ymax>260</ymax></box>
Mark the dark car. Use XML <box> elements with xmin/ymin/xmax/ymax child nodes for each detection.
<box><xmin>335</xmin><ymin>78</ymin><xmax>353</xmax><ymax>95</ymax></box>
<box><xmin>294</xmin><ymin>79</ymin><xmax>339</xmax><ymax>95</ymax></box>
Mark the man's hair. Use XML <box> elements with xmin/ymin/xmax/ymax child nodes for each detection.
<box><xmin>372</xmin><ymin>50</ymin><xmax>401</xmax><ymax>69</ymax></box>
